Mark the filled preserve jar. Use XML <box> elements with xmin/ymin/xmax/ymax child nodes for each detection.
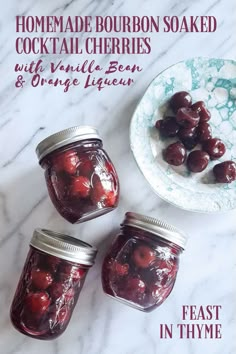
<box><xmin>36</xmin><ymin>126</ymin><xmax>120</xmax><ymax>223</ymax></box>
<box><xmin>10</xmin><ymin>229</ymin><xmax>97</xmax><ymax>340</ymax></box>
<box><xmin>102</xmin><ymin>212</ymin><xmax>186</xmax><ymax>312</ymax></box>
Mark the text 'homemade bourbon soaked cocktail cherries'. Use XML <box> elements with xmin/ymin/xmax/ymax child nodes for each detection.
<box><xmin>10</xmin><ymin>229</ymin><xmax>97</xmax><ymax>340</ymax></box>
<box><xmin>36</xmin><ymin>126</ymin><xmax>120</xmax><ymax>223</ymax></box>
<box><xmin>102</xmin><ymin>212</ymin><xmax>186</xmax><ymax>312</ymax></box>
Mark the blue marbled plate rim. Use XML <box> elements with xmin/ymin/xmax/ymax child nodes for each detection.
<box><xmin>130</xmin><ymin>57</ymin><xmax>236</xmax><ymax>213</ymax></box>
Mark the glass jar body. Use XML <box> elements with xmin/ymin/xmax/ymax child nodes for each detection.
<box><xmin>10</xmin><ymin>246</ymin><xmax>90</xmax><ymax>340</ymax></box>
<box><xmin>40</xmin><ymin>139</ymin><xmax>119</xmax><ymax>223</ymax></box>
<box><xmin>102</xmin><ymin>226</ymin><xmax>182</xmax><ymax>312</ymax></box>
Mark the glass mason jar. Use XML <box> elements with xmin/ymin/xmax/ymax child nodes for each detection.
<box><xmin>36</xmin><ymin>126</ymin><xmax>120</xmax><ymax>223</ymax></box>
<box><xmin>102</xmin><ymin>212</ymin><xmax>186</xmax><ymax>312</ymax></box>
<box><xmin>10</xmin><ymin>229</ymin><xmax>97</xmax><ymax>340</ymax></box>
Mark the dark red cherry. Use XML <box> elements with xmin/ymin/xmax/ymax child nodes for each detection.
<box><xmin>49</xmin><ymin>282</ymin><xmax>64</xmax><ymax>300</ymax></box>
<box><xmin>187</xmin><ymin>150</ymin><xmax>210</xmax><ymax>172</ymax></box>
<box><xmin>132</xmin><ymin>245</ymin><xmax>156</xmax><ymax>268</ymax></box>
<box><xmin>31</xmin><ymin>268</ymin><xmax>53</xmax><ymax>290</ymax></box>
<box><xmin>25</xmin><ymin>291</ymin><xmax>51</xmax><ymax>314</ymax></box>
<box><xmin>197</xmin><ymin>122</ymin><xmax>212</xmax><ymax>143</ymax></box>
<box><xmin>163</xmin><ymin>142</ymin><xmax>187</xmax><ymax>166</ymax></box>
<box><xmin>112</xmin><ymin>261</ymin><xmax>129</xmax><ymax>276</ymax></box>
<box><xmin>155</xmin><ymin>117</ymin><xmax>179</xmax><ymax>137</ymax></box>
<box><xmin>90</xmin><ymin>180</ymin><xmax>117</xmax><ymax>207</ymax></box>
<box><xmin>148</xmin><ymin>263</ymin><xmax>170</xmax><ymax>286</ymax></box>
<box><xmin>53</xmin><ymin>150</ymin><xmax>78</xmax><ymax>175</ymax></box>
<box><xmin>178</xmin><ymin>126</ymin><xmax>198</xmax><ymax>150</ymax></box>
<box><xmin>78</xmin><ymin>159</ymin><xmax>94</xmax><ymax>178</ymax></box>
<box><xmin>170</xmin><ymin>91</ymin><xmax>192</xmax><ymax>113</ymax></box>
<box><xmin>176</xmin><ymin>108</ymin><xmax>200</xmax><ymax>128</ymax></box>
<box><xmin>126</xmin><ymin>278</ymin><xmax>146</xmax><ymax>293</ymax></box>
<box><xmin>46</xmin><ymin>255</ymin><xmax>60</xmax><ymax>272</ymax></box>
<box><xmin>213</xmin><ymin>161</ymin><xmax>236</xmax><ymax>183</ymax></box>
<box><xmin>202</xmin><ymin>138</ymin><xmax>226</xmax><ymax>160</ymax></box>
<box><xmin>178</xmin><ymin>126</ymin><xmax>197</xmax><ymax>140</ymax></box>
<box><xmin>155</xmin><ymin>120</ymin><xmax>162</xmax><ymax>130</ymax></box>
<box><xmin>21</xmin><ymin>309</ymin><xmax>43</xmax><ymax>330</ymax></box>
<box><xmin>70</xmin><ymin>176</ymin><xmax>91</xmax><ymax>198</ymax></box>
<box><xmin>60</xmin><ymin>264</ymin><xmax>86</xmax><ymax>282</ymax></box>
<box><xmin>191</xmin><ymin>101</ymin><xmax>211</xmax><ymax>122</ymax></box>
<box><xmin>124</xmin><ymin>277</ymin><xmax>146</xmax><ymax>301</ymax></box>
<box><xmin>50</xmin><ymin>282</ymin><xmax>75</xmax><ymax>302</ymax></box>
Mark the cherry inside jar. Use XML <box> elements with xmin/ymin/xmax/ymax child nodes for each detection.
<box><xmin>10</xmin><ymin>229</ymin><xmax>97</xmax><ymax>340</ymax></box>
<box><xmin>36</xmin><ymin>126</ymin><xmax>120</xmax><ymax>223</ymax></box>
<box><xmin>102</xmin><ymin>212</ymin><xmax>186</xmax><ymax>312</ymax></box>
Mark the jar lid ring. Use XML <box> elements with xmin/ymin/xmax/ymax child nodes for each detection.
<box><xmin>36</xmin><ymin>126</ymin><xmax>101</xmax><ymax>162</ymax></box>
<box><xmin>123</xmin><ymin>212</ymin><xmax>187</xmax><ymax>249</ymax></box>
<box><xmin>30</xmin><ymin>228</ymin><xmax>97</xmax><ymax>265</ymax></box>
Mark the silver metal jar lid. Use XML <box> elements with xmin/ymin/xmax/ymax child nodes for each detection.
<box><xmin>30</xmin><ymin>229</ymin><xmax>97</xmax><ymax>265</ymax></box>
<box><xmin>36</xmin><ymin>126</ymin><xmax>101</xmax><ymax>162</ymax></box>
<box><xmin>122</xmin><ymin>212</ymin><xmax>187</xmax><ymax>249</ymax></box>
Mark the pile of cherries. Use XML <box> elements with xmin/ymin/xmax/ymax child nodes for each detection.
<box><xmin>44</xmin><ymin>147</ymin><xmax>119</xmax><ymax>223</ymax></box>
<box><xmin>155</xmin><ymin>91</ymin><xmax>236</xmax><ymax>183</ymax></box>
<box><xmin>102</xmin><ymin>231</ymin><xmax>179</xmax><ymax>311</ymax></box>
<box><xmin>10</xmin><ymin>249</ymin><xmax>87</xmax><ymax>339</ymax></box>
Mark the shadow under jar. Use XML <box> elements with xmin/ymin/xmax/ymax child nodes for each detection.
<box><xmin>10</xmin><ymin>229</ymin><xmax>97</xmax><ymax>340</ymax></box>
<box><xmin>102</xmin><ymin>212</ymin><xmax>187</xmax><ymax>312</ymax></box>
<box><xmin>36</xmin><ymin>126</ymin><xmax>120</xmax><ymax>223</ymax></box>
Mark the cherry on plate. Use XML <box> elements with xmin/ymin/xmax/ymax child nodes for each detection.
<box><xmin>197</xmin><ymin>122</ymin><xmax>212</xmax><ymax>143</ymax></box>
<box><xmin>163</xmin><ymin>142</ymin><xmax>187</xmax><ymax>166</ymax></box>
<box><xmin>176</xmin><ymin>107</ymin><xmax>200</xmax><ymax>128</ymax></box>
<box><xmin>181</xmin><ymin>137</ymin><xmax>198</xmax><ymax>151</ymax></box>
<box><xmin>213</xmin><ymin>161</ymin><xmax>236</xmax><ymax>183</ymax></box>
<box><xmin>178</xmin><ymin>126</ymin><xmax>198</xmax><ymax>150</ymax></box>
<box><xmin>155</xmin><ymin>117</ymin><xmax>179</xmax><ymax>138</ymax></box>
<box><xmin>31</xmin><ymin>268</ymin><xmax>53</xmax><ymax>290</ymax></box>
<box><xmin>191</xmin><ymin>101</ymin><xmax>211</xmax><ymax>122</ymax></box>
<box><xmin>178</xmin><ymin>126</ymin><xmax>197</xmax><ymax>140</ymax></box>
<box><xmin>25</xmin><ymin>291</ymin><xmax>51</xmax><ymax>314</ymax></box>
<box><xmin>187</xmin><ymin>150</ymin><xmax>210</xmax><ymax>172</ymax></box>
<box><xmin>170</xmin><ymin>91</ymin><xmax>192</xmax><ymax>113</ymax></box>
<box><xmin>155</xmin><ymin>120</ymin><xmax>162</xmax><ymax>130</ymax></box>
<box><xmin>132</xmin><ymin>245</ymin><xmax>156</xmax><ymax>268</ymax></box>
<box><xmin>202</xmin><ymin>138</ymin><xmax>226</xmax><ymax>160</ymax></box>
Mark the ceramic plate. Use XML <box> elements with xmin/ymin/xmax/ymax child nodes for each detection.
<box><xmin>130</xmin><ymin>57</ymin><xmax>236</xmax><ymax>213</ymax></box>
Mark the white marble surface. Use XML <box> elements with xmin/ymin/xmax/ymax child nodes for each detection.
<box><xmin>0</xmin><ymin>0</ymin><xmax>236</xmax><ymax>353</ymax></box>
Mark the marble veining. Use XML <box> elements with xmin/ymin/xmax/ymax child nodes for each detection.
<box><xmin>0</xmin><ymin>0</ymin><xmax>236</xmax><ymax>353</ymax></box>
